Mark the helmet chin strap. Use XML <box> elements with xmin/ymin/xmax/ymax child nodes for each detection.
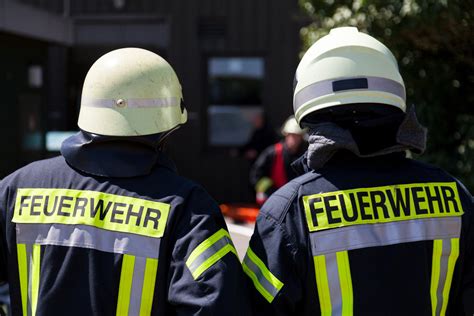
<box><xmin>157</xmin><ymin>99</ymin><xmax>187</xmax><ymax>150</ymax></box>
<box><xmin>157</xmin><ymin>99</ymin><xmax>186</xmax><ymax>151</ymax></box>
<box><xmin>156</xmin><ymin>125</ymin><xmax>181</xmax><ymax>151</ymax></box>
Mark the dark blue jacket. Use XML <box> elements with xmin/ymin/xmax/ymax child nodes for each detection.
<box><xmin>0</xmin><ymin>132</ymin><xmax>249</xmax><ymax>316</ymax></box>
<box><xmin>243</xmin><ymin>152</ymin><xmax>474</xmax><ymax>315</ymax></box>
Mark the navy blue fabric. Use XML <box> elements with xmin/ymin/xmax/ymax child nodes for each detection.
<box><xmin>245</xmin><ymin>153</ymin><xmax>474</xmax><ymax>316</ymax></box>
<box><xmin>61</xmin><ymin>130</ymin><xmax>171</xmax><ymax>178</ymax></box>
<box><xmin>0</xmin><ymin>146</ymin><xmax>249</xmax><ymax>315</ymax></box>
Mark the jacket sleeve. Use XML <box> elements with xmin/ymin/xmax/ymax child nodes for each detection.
<box><xmin>249</xmin><ymin>146</ymin><xmax>275</xmax><ymax>189</ymax></box>
<box><xmin>167</xmin><ymin>185</ymin><xmax>250</xmax><ymax>315</ymax></box>
<box><xmin>243</xmin><ymin>199</ymin><xmax>304</xmax><ymax>315</ymax></box>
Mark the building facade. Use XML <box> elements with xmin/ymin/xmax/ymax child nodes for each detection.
<box><xmin>0</xmin><ymin>0</ymin><xmax>302</xmax><ymax>202</ymax></box>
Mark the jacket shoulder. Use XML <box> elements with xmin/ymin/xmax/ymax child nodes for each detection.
<box><xmin>408</xmin><ymin>159</ymin><xmax>473</xmax><ymax>195</ymax></box>
<box><xmin>406</xmin><ymin>158</ymin><xmax>453</xmax><ymax>173</ymax></box>
<box><xmin>260</xmin><ymin>171</ymin><xmax>320</xmax><ymax>223</ymax></box>
<box><xmin>1</xmin><ymin>156</ymin><xmax>67</xmax><ymax>185</ymax></box>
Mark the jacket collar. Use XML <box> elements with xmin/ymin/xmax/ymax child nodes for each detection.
<box><xmin>292</xmin><ymin>107</ymin><xmax>427</xmax><ymax>175</ymax></box>
<box><xmin>61</xmin><ymin>131</ymin><xmax>177</xmax><ymax>178</ymax></box>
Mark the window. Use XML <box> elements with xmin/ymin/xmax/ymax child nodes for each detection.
<box><xmin>207</xmin><ymin>57</ymin><xmax>264</xmax><ymax>147</ymax></box>
<box><xmin>46</xmin><ymin>131</ymin><xmax>77</xmax><ymax>151</ymax></box>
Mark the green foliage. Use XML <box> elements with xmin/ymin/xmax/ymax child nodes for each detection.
<box><xmin>299</xmin><ymin>0</ymin><xmax>474</xmax><ymax>191</ymax></box>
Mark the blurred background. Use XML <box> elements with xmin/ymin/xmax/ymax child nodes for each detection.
<box><xmin>0</xmin><ymin>0</ymin><xmax>472</xmax><ymax>206</ymax></box>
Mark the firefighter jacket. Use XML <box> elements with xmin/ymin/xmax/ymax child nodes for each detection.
<box><xmin>0</xmin><ymin>131</ymin><xmax>249</xmax><ymax>316</ymax></box>
<box><xmin>243</xmin><ymin>152</ymin><xmax>474</xmax><ymax>315</ymax></box>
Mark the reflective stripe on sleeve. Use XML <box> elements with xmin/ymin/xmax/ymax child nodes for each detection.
<box><xmin>242</xmin><ymin>247</ymin><xmax>284</xmax><ymax>303</ymax></box>
<box><xmin>186</xmin><ymin>228</ymin><xmax>238</xmax><ymax>280</ymax></box>
<box><xmin>116</xmin><ymin>255</ymin><xmax>159</xmax><ymax>316</ymax></box>
<box><xmin>17</xmin><ymin>243</ymin><xmax>41</xmax><ymax>316</ymax></box>
<box><xmin>430</xmin><ymin>238</ymin><xmax>459</xmax><ymax>316</ymax></box>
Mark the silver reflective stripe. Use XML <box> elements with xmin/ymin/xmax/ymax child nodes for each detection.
<box><xmin>128</xmin><ymin>257</ymin><xmax>146</xmax><ymax>316</ymax></box>
<box><xmin>310</xmin><ymin>217</ymin><xmax>461</xmax><ymax>256</ymax></box>
<box><xmin>16</xmin><ymin>223</ymin><xmax>160</xmax><ymax>259</ymax></box>
<box><xmin>81</xmin><ymin>97</ymin><xmax>179</xmax><ymax>108</ymax></box>
<box><xmin>325</xmin><ymin>253</ymin><xmax>343</xmax><ymax>316</ymax></box>
<box><xmin>187</xmin><ymin>236</ymin><xmax>231</xmax><ymax>274</ymax></box>
<box><xmin>243</xmin><ymin>254</ymin><xmax>280</xmax><ymax>298</ymax></box>
<box><xmin>293</xmin><ymin>76</ymin><xmax>406</xmax><ymax>111</ymax></box>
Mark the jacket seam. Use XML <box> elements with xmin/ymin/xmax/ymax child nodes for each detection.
<box><xmin>260</xmin><ymin>212</ymin><xmax>300</xmax><ymax>263</ymax></box>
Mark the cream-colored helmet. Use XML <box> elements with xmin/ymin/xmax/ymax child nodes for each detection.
<box><xmin>281</xmin><ymin>116</ymin><xmax>306</xmax><ymax>136</ymax></box>
<box><xmin>294</xmin><ymin>27</ymin><xmax>406</xmax><ymax>125</ymax></box>
<box><xmin>78</xmin><ymin>48</ymin><xmax>187</xmax><ymax>136</ymax></box>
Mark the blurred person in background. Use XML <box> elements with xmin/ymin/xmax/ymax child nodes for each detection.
<box><xmin>250</xmin><ymin>116</ymin><xmax>307</xmax><ymax>205</ymax></box>
<box><xmin>0</xmin><ymin>48</ymin><xmax>248</xmax><ymax>316</ymax></box>
<box><xmin>241</xmin><ymin>113</ymin><xmax>278</xmax><ymax>161</ymax></box>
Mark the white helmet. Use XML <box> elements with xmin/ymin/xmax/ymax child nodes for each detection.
<box><xmin>294</xmin><ymin>27</ymin><xmax>406</xmax><ymax>125</ymax></box>
<box><xmin>78</xmin><ymin>48</ymin><xmax>187</xmax><ymax>136</ymax></box>
<box><xmin>281</xmin><ymin>116</ymin><xmax>306</xmax><ymax>136</ymax></box>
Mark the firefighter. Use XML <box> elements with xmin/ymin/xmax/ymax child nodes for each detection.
<box><xmin>243</xmin><ymin>27</ymin><xmax>474</xmax><ymax>315</ymax></box>
<box><xmin>250</xmin><ymin>116</ymin><xmax>307</xmax><ymax>205</ymax></box>
<box><xmin>0</xmin><ymin>48</ymin><xmax>249</xmax><ymax>315</ymax></box>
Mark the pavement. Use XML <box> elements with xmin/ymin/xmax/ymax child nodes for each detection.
<box><xmin>225</xmin><ymin>217</ymin><xmax>254</xmax><ymax>261</ymax></box>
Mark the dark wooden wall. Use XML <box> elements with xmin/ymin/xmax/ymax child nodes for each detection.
<box><xmin>7</xmin><ymin>0</ymin><xmax>302</xmax><ymax>203</ymax></box>
<box><xmin>165</xmin><ymin>0</ymin><xmax>301</xmax><ymax>202</ymax></box>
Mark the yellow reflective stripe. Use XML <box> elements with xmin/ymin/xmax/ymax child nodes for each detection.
<box><xmin>13</xmin><ymin>188</ymin><xmax>171</xmax><ymax>239</ymax></box>
<box><xmin>242</xmin><ymin>261</ymin><xmax>274</xmax><ymax>303</ymax></box>
<box><xmin>31</xmin><ymin>245</ymin><xmax>41</xmax><ymax>316</ymax></box>
<box><xmin>440</xmin><ymin>238</ymin><xmax>459</xmax><ymax>315</ymax></box>
<box><xmin>186</xmin><ymin>229</ymin><xmax>238</xmax><ymax>279</ymax></box>
<box><xmin>191</xmin><ymin>244</ymin><xmax>237</xmax><ymax>279</ymax></box>
<box><xmin>242</xmin><ymin>247</ymin><xmax>284</xmax><ymax>303</ymax></box>
<box><xmin>430</xmin><ymin>240</ymin><xmax>442</xmax><ymax>316</ymax></box>
<box><xmin>303</xmin><ymin>182</ymin><xmax>463</xmax><ymax>233</ymax></box>
<box><xmin>246</xmin><ymin>248</ymin><xmax>284</xmax><ymax>293</ymax></box>
<box><xmin>139</xmin><ymin>258</ymin><xmax>158</xmax><ymax>316</ymax></box>
<box><xmin>116</xmin><ymin>254</ymin><xmax>135</xmax><ymax>316</ymax></box>
<box><xmin>314</xmin><ymin>255</ymin><xmax>331</xmax><ymax>315</ymax></box>
<box><xmin>336</xmin><ymin>251</ymin><xmax>353</xmax><ymax>315</ymax></box>
<box><xmin>17</xmin><ymin>244</ymin><xmax>28</xmax><ymax>316</ymax></box>
<box><xmin>186</xmin><ymin>229</ymin><xmax>230</xmax><ymax>266</ymax></box>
